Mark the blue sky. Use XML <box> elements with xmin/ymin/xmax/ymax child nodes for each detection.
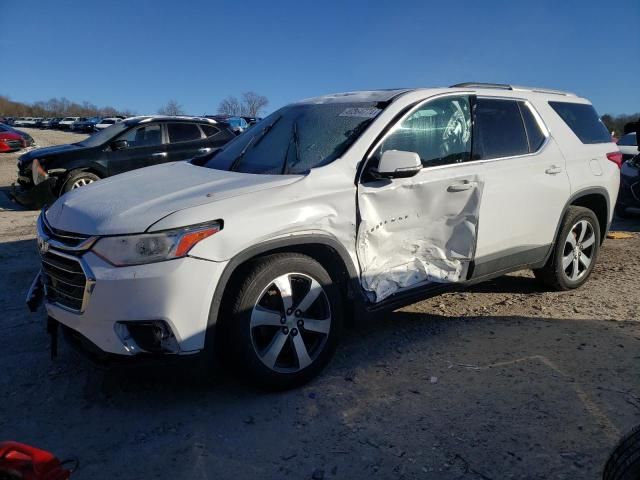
<box><xmin>2</xmin><ymin>0</ymin><xmax>638</xmax><ymax>116</ymax></box>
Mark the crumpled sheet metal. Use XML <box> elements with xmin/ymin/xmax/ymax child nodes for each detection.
<box><xmin>357</xmin><ymin>174</ymin><xmax>483</xmax><ymax>302</ymax></box>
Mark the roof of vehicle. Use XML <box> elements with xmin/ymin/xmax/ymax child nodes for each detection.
<box><xmin>125</xmin><ymin>115</ymin><xmax>220</xmax><ymax>125</ymax></box>
<box><xmin>298</xmin><ymin>83</ymin><xmax>585</xmax><ymax>106</ymax></box>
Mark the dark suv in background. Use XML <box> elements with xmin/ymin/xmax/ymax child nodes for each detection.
<box><xmin>15</xmin><ymin>116</ymin><xmax>236</xmax><ymax>208</ymax></box>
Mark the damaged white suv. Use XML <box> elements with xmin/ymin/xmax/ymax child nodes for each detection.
<box><xmin>30</xmin><ymin>83</ymin><xmax>621</xmax><ymax>388</ymax></box>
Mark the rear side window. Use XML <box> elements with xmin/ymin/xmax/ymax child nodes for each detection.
<box><xmin>548</xmin><ymin>101</ymin><xmax>611</xmax><ymax>144</ymax></box>
<box><xmin>519</xmin><ymin>102</ymin><xmax>546</xmax><ymax>152</ymax></box>
<box><xmin>200</xmin><ymin>124</ymin><xmax>220</xmax><ymax>137</ymax></box>
<box><xmin>473</xmin><ymin>98</ymin><xmax>528</xmax><ymax>159</ymax></box>
<box><xmin>618</xmin><ymin>133</ymin><xmax>637</xmax><ymax>146</ymax></box>
<box><xmin>167</xmin><ymin>123</ymin><xmax>202</xmax><ymax>143</ymax></box>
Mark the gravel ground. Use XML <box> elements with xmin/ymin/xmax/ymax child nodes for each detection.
<box><xmin>1</xmin><ymin>128</ymin><xmax>639</xmax><ymax>479</ymax></box>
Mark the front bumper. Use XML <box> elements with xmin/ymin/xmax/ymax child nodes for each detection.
<box><xmin>11</xmin><ymin>178</ymin><xmax>58</xmax><ymax>209</ymax></box>
<box><xmin>43</xmin><ymin>251</ymin><xmax>226</xmax><ymax>356</ymax></box>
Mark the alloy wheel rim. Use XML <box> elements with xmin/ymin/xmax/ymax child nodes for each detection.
<box><xmin>71</xmin><ymin>177</ymin><xmax>95</xmax><ymax>189</ymax></box>
<box><xmin>250</xmin><ymin>272</ymin><xmax>332</xmax><ymax>373</ymax></box>
<box><xmin>562</xmin><ymin>219</ymin><xmax>595</xmax><ymax>281</ymax></box>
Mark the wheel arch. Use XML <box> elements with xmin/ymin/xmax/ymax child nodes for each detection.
<box><xmin>566</xmin><ymin>187</ymin><xmax>610</xmax><ymax>244</ymax></box>
<box><xmin>57</xmin><ymin>166</ymin><xmax>105</xmax><ymax>193</ymax></box>
<box><xmin>204</xmin><ymin>234</ymin><xmax>365</xmax><ymax>349</ymax></box>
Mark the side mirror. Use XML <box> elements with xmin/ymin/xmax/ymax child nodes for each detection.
<box><xmin>111</xmin><ymin>139</ymin><xmax>129</xmax><ymax>151</ymax></box>
<box><xmin>372</xmin><ymin>150</ymin><xmax>422</xmax><ymax>179</ymax></box>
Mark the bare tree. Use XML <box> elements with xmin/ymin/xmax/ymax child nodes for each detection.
<box><xmin>241</xmin><ymin>91</ymin><xmax>268</xmax><ymax>117</ymax></box>
<box><xmin>217</xmin><ymin>92</ymin><xmax>269</xmax><ymax>117</ymax></box>
<box><xmin>157</xmin><ymin>99</ymin><xmax>185</xmax><ymax>116</ymax></box>
<box><xmin>217</xmin><ymin>96</ymin><xmax>243</xmax><ymax>116</ymax></box>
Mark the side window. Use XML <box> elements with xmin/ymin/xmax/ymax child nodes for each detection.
<box><xmin>200</xmin><ymin>124</ymin><xmax>220</xmax><ymax>137</ymax></box>
<box><xmin>377</xmin><ymin>96</ymin><xmax>472</xmax><ymax>167</ymax></box>
<box><xmin>548</xmin><ymin>101</ymin><xmax>610</xmax><ymax>144</ymax></box>
<box><xmin>473</xmin><ymin>98</ymin><xmax>528</xmax><ymax>159</ymax></box>
<box><xmin>117</xmin><ymin>124</ymin><xmax>163</xmax><ymax>148</ymax></box>
<box><xmin>167</xmin><ymin>123</ymin><xmax>203</xmax><ymax>143</ymax></box>
<box><xmin>519</xmin><ymin>102</ymin><xmax>546</xmax><ymax>152</ymax></box>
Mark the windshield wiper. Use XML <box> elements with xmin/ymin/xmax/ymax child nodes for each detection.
<box><xmin>229</xmin><ymin>115</ymin><xmax>282</xmax><ymax>171</ymax></box>
<box><xmin>283</xmin><ymin>120</ymin><xmax>300</xmax><ymax>174</ymax></box>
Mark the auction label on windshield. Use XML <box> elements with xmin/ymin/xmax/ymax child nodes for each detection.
<box><xmin>338</xmin><ymin>107</ymin><xmax>381</xmax><ymax>118</ymax></box>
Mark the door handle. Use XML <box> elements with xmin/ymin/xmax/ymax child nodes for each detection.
<box><xmin>545</xmin><ymin>165</ymin><xmax>562</xmax><ymax>175</ymax></box>
<box><xmin>151</xmin><ymin>152</ymin><xmax>167</xmax><ymax>157</ymax></box>
<box><xmin>198</xmin><ymin>147</ymin><xmax>213</xmax><ymax>153</ymax></box>
<box><xmin>447</xmin><ymin>180</ymin><xmax>475</xmax><ymax>192</ymax></box>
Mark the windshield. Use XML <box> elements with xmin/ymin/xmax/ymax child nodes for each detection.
<box><xmin>76</xmin><ymin>121</ymin><xmax>129</xmax><ymax>148</ymax></box>
<box><xmin>203</xmin><ymin>102</ymin><xmax>382</xmax><ymax>174</ymax></box>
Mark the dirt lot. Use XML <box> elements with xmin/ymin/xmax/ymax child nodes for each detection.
<box><xmin>1</xmin><ymin>128</ymin><xmax>639</xmax><ymax>479</ymax></box>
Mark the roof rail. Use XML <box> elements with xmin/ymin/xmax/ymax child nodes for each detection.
<box><xmin>450</xmin><ymin>82</ymin><xmax>512</xmax><ymax>90</ymax></box>
<box><xmin>450</xmin><ymin>82</ymin><xmax>576</xmax><ymax>96</ymax></box>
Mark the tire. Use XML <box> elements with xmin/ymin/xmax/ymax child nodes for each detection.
<box><xmin>225</xmin><ymin>253</ymin><xmax>342</xmax><ymax>390</ymax></box>
<box><xmin>603</xmin><ymin>425</ymin><xmax>640</xmax><ymax>480</ymax></box>
<box><xmin>62</xmin><ymin>170</ymin><xmax>101</xmax><ymax>193</ymax></box>
<box><xmin>533</xmin><ymin>206</ymin><xmax>600</xmax><ymax>291</ymax></box>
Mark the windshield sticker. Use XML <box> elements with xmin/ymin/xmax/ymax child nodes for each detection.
<box><xmin>339</xmin><ymin>107</ymin><xmax>381</xmax><ymax>118</ymax></box>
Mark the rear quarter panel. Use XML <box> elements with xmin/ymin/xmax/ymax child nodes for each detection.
<box><xmin>531</xmin><ymin>97</ymin><xmax>619</xmax><ymax>223</ymax></box>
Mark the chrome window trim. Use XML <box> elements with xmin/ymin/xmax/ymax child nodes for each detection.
<box><xmin>360</xmin><ymin>93</ymin><xmax>553</xmax><ymax>179</ymax></box>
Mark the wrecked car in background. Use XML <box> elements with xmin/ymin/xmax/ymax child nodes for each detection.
<box><xmin>0</xmin><ymin>123</ymin><xmax>34</xmax><ymax>147</ymax></box>
<box><xmin>29</xmin><ymin>84</ymin><xmax>620</xmax><ymax>389</ymax></box>
<box><xmin>14</xmin><ymin>116</ymin><xmax>236</xmax><ymax>208</ymax></box>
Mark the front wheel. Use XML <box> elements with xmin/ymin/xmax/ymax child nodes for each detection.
<box><xmin>226</xmin><ymin>253</ymin><xmax>342</xmax><ymax>389</ymax></box>
<box><xmin>533</xmin><ymin>206</ymin><xmax>600</xmax><ymax>290</ymax></box>
<box><xmin>62</xmin><ymin>170</ymin><xmax>101</xmax><ymax>193</ymax></box>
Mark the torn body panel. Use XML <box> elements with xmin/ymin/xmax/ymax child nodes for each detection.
<box><xmin>357</xmin><ymin>172</ymin><xmax>484</xmax><ymax>302</ymax></box>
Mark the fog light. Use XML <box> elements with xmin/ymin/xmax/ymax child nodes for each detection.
<box><xmin>114</xmin><ymin>320</ymin><xmax>180</xmax><ymax>354</ymax></box>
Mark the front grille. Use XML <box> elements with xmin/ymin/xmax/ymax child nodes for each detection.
<box><xmin>41</xmin><ymin>250</ymin><xmax>88</xmax><ymax>312</ymax></box>
<box><xmin>6</xmin><ymin>140</ymin><xmax>23</xmax><ymax>149</ymax></box>
<box><xmin>41</xmin><ymin>214</ymin><xmax>91</xmax><ymax>249</ymax></box>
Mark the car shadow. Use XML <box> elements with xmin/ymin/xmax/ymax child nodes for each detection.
<box><xmin>0</xmin><ymin>186</ymin><xmax>37</xmax><ymax>212</ymax></box>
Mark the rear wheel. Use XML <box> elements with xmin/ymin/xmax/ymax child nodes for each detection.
<box><xmin>62</xmin><ymin>170</ymin><xmax>100</xmax><ymax>193</ymax></box>
<box><xmin>533</xmin><ymin>206</ymin><xmax>600</xmax><ymax>290</ymax></box>
<box><xmin>226</xmin><ymin>253</ymin><xmax>342</xmax><ymax>389</ymax></box>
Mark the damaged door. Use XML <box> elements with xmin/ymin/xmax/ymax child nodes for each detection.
<box><xmin>356</xmin><ymin>95</ymin><xmax>484</xmax><ymax>302</ymax></box>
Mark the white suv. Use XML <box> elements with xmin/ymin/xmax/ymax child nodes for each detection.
<box><xmin>30</xmin><ymin>83</ymin><xmax>620</xmax><ymax>388</ymax></box>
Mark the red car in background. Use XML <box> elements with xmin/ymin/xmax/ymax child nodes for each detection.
<box><xmin>0</xmin><ymin>131</ymin><xmax>26</xmax><ymax>152</ymax></box>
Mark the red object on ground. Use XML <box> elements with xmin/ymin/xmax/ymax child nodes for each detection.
<box><xmin>0</xmin><ymin>442</ymin><xmax>71</xmax><ymax>480</ymax></box>
<box><xmin>0</xmin><ymin>132</ymin><xmax>25</xmax><ymax>152</ymax></box>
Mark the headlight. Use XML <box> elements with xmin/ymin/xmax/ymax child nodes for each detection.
<box><xmin>92</xmin><ymin>222</ymin><xmax>221</xmax><ymax>266</ymax></box>
<box><xmin>32</xmin><ymin>159</ymin><xmax>48</xmax><ymax>185</ymax></box>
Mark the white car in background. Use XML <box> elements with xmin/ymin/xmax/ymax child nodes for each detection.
<box><xmin>58</xmin><ymin>117</ymin><xmax>81</xmax><ymax>130</ymax></box>
<box><xmin>617</xmin><ymin>132</ymin><xmax>639</xmax><ymax>162</ymax></box>
<box><xmin>14</xmin><ymin>117</ymin><xmax>35</xmax><ymax>127</ymax></box>
<box><xmin>30</xmin><ymin>83</ymin><xmax>620</xmax><ymax>389</ymax></box>
<box><xmin>94</xmin><ymin>117</ymin><xmax>123</xmax><ymax>130</ymax></box>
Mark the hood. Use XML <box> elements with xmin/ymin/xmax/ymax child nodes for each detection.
<box><xmin>45</xmin><ymin>162</ymin><xmax>303</xmax><ymax>235</ymax></box>
<box><xmin>19</xmin><ymin>143</ymin><xmax>84</xmax><ymax>162</ymax></box>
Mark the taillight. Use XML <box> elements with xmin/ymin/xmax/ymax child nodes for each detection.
<box><xmin>606</xmin><ymin>151</ymin><xmax>623</xmax><ymax>168</ymax></box>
